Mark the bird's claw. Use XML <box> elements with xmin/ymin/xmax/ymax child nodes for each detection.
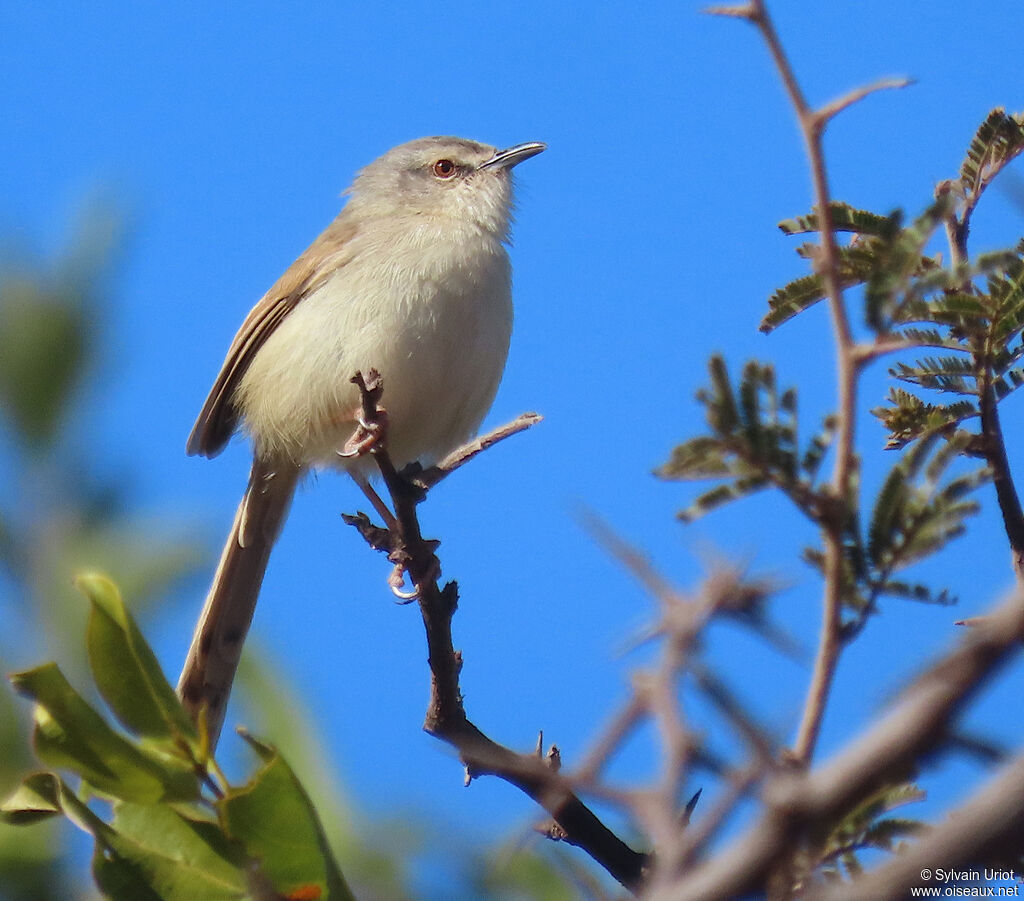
<box><xmin>387</xmin><ymin>553</ymin><xmax>441</xmax><ymax>603</ymax></box>
<box><xmin>338</xmin><ymin>408</ymin><xmax>389</xmax><ymax>458</ymax></box>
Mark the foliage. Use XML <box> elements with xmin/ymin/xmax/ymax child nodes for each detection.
<box><xmin>0</xmin><ymin>215</ymin><xmax>209</xmax><ymax>900</ymax></box>
<box><xmin>657</xmin><ymin>356</ymin><xmax>836</xmax><ymax>523</ymax></box>
<box><xmin>658</xmin><ymin>358</ymin><xmax>984</xmax><ymax>631</ymax></box>
<box><xmin>3</xmin><ymin>573</ymin><xmax>356</xmax><ymax>901</ymax></box>
<box><xmin>658</xmin><ymin>105</ymin><xmax>1024</xmax><ymax>889</ymax></box>
<box><xmin>813</xmin><ymin>783</ymin><xmax>925</xmax><ymax>882</ymax></box>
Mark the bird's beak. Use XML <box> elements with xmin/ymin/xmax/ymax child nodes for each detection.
<box><xmin>480</xmin><ymin>141</ymin><xmax>547</xmax><ymax>170</ymax></box>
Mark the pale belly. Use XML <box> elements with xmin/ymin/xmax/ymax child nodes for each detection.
<box><xmin>234</xmin><ymin>236</ymin><xmax>513</xmax><ymax>472</ymax></box>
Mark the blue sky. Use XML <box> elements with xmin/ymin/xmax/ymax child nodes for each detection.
<box><xmin>4</xmin><ymin>0</ymin><xmax>1024</xmax><ymax>891</ymax></box>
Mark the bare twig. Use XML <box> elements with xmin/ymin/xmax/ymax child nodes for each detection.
<box><xmin>815</xmin><ymin>77</ymin><xmax>911</xmax><ymax>127</ymax></box>
<box><xmin>412</xmin><ymin>411</ymin><xmax>543</xmax><ymax>490</ymax></box>
<box><xmin>343</xmin><ymin>374</ymin><xmax>648</xmax><ymax>892</ymax></box>
<box><xmin>731</xmin><ymin>0</ymin><xmax>862</xmax><ymax>767</ymax></box>
<box><xmin>691</xmin><ymin>663</ymin><xmax>777</xmax><ymax>764</ymax></box>
<box><xmin>850</xmin><ymin>337</ymin><xmax>921</xmax><ymax>365</ymax></box>
<box><xmin>573</xmin><ymin>690</ymin><xmax>648</xmax><ymax>785</ymax></box>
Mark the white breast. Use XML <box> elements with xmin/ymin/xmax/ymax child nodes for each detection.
<box><xmin>234</xmin><ymin>216</ymin><xmax>514</xmax><ymax>471</ymax></box>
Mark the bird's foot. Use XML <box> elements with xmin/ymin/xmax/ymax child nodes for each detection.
<box><xmin>337</xmin><ymin>407</ymin><xmax>389</xmax><ymax>458</ymax></box>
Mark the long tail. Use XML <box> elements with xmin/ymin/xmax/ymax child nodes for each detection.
<box><xmin>178</xmin><ymin>457</ymin><xmax>301</xmax><ymax>749</ymax></box>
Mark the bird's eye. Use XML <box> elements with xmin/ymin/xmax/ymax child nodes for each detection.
<box><xmin>432</xmin><ymin>158</ymin><xmax>457</xmax><ymax>179</ymax></box>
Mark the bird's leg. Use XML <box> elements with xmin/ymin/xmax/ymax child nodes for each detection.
<box><xmin>350</xmin><ymin>471</ymin><xmax>399</xmax><ymax>532</ymax></box>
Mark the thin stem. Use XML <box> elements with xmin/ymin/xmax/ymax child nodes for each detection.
<box><xmin>941</xmin><ymin>186</ymin><xmax>1024</xmax><ymax>582</ymax></box>
<box><xmin>979</xmin><ymin>376</ymin><xmax>1024</xmax><ymax>580</ymax></box>
<box><xmin>746</xmin><ymin>0</ymin><xmax>858</xmax><ymax>765</ymax></box>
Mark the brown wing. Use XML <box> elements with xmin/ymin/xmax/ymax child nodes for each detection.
<box><xmin>186</xmin><ymin>217</ymin><xmax>359</xmax><ymax>457</ymax></box>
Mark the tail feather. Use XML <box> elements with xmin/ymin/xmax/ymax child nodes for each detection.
<box><xmin>178</xmin><ymin>458</ymin><xmax>300</xmax><ymax>748</ymax></box>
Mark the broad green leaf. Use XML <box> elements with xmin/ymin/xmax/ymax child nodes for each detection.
<box><xmin>98</xmin><ymin>802</ymin><xmax>247</xmax><ymax>900</ymax></box>
<box><xmin>80</xmin><ymin>572</ymin><xmax>198</xmax><ymax>746</ymax></box>
<box><xmin>87</xmin><ymin>804</ymin><xmax>245</xmax><ymax>901</ymax></box>
<box><xmin>0</xmin><ymin>772</ymin><xmax>63</xmax><ymax>825</ymax></box>
<box><xmin>220</xmin><ymin>732</ymin><xmax>355</xmax><ymax>901</ymax></box>
<box><xmin>3</xmin><ymin>774</ymin><xmax>245</xmax><ymax>898</ymax></box>
<box><xmin>0</xmin><ymin>771</ymin><xmax>115</xmax><ymax>839</ymax></box>
<box><xmin>10</xmin><ymin>664</ymin><xmax>199</xmax><ymax>804</ymax></box>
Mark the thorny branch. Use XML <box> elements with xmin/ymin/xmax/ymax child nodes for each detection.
<box><xmin>711</xmin><ymin>0</ymin><xmax>910</xmax><ymax>767</ymax></box>
<box><xmin>648</xmin><ymin>588</ymin><xmax>1024</xmax><ymax>901</ymax></box>
<box><xmin>342</xmin><ymin>371</ymin><xmax>649</xmax><ymax>893</ymax></box>
<box><xmin>580</xmin><ymin>516</ymin><xmax>780</xmax><ymax>890</ymax></box>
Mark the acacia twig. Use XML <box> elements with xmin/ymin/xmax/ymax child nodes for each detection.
<box><xmin>721</xmin><ymin>0</ymin><xmax>861</xmax><ymax>767</ymax></box>
<box><xmin>343</xmin><ymin>373</ymin><xmax>648</xmax><ymax>892</ymax></box>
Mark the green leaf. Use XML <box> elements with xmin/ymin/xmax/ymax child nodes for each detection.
<box><xmin>0</xmin><ymin>771</ymin><xmax>114</xmax><ymax>838</ymax></box>
<box><xmin>661</xmin><ymin>356</ymin><xmax>830</xmax><ymax>522</ymax></box>
<box><xmin>0</xmin><ymin>772</ymin><xmax>64</xmax><ymax>826</ymax></box>
<box><xmin>872</xmin><ymin>388</ymin><xmax>978</xmax><ymax>449</ymax></box>
<box><xmin>893</xmin><ymin>326</ymin><xmax>965</xmax><ymax>351</ymax></box>
<box><xmin>657</xmin><ymin>435</ymin><xmax>732</xmax><ymax>481</ymax></box>
<box><xmin>760</xmin><ymin>272</ymin><xmax>827</xmax><ymax>332</ymax></box>
<box><xmin>86</xmin><ymin>803</ymin><xmax>246</xmax><ymax>901</ymax></box>
<box><xmin>891</xmin><ymin>357</ymin><xmax>977</xmax><ymax>396</ymax></box>
<box><xmin>9</xmin><ymin>664</ymin><xmax>199</xmax><ymax>804</ymax></box>
<box><xmin>80</xmin><ymin>572</ymin><xmax>198</xmax><ymax>746</ymax></box>
<box><xmin>861</xmin><ymin>817</ymin><xmax>924</xmax><ymax>850</ymax></box>
<box><xmin>866</xmin><ymin>432</ymin><xmax>985</xmax><ymax>575</ymax></box>
<box><xmin>101</xmin><ymin>803</ymin><xmax>247</xmax><ymax>900</ymax></box>
<box><xmin>864</xmin><ymin>195</ymin><xmax>953</xmax><ymax>331</ymax></box>
<box><xmin>8</xmin><ymin>777</ymin><xmax>242</xmax><ymax>900</ymax></box>
<box><xmin>800</xmin><ymin>415</ymin><xmax>837</xmax><ymax>480</ymax></box>
<box><xmin>676</xmin><ymin>477</ymin><xmax>768</xmax><ymax>523</ymax></box>
<box><xmin>817</xmin><ymin>782</ymin><xmax>925</xmax><ymax>878</ymax></box>
<box><xmin>867</xmin><ymin>461</ymin><xmax>907</xmax><ymax>569</ymax></box>
<box><xmin>778</xmin><ymin>202</ymin><xmax>901</xmax><ymax>238</ymax></box>
<box><xmin>220</xmin><ymin>732</ymin><xmax>355</xmax><ymax>901</ymax></box>
<box><xmin>959</xmin><ymin>108</ymin><xmax>1024</xmax><ymax>200</ymax></box>
<box><xmin>874</xmin><ymin>580</ymin><xmax>954</xmax><ymax>606</ymax></box>
<box><xmin>762</xmin><ymin>243</ymin><xmax>884</xmax><ymax>333</ymax></box>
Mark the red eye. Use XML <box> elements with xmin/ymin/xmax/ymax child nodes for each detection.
<box><xmin>432</xmin><ymin>158</ymin><xmax>456</xmax><ymax>178</ymax></box>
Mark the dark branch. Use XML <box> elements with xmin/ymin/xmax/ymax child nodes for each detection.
<box><xmin>343</xmin><ymin>372</ymin><xmax>648</xmax><ymax>892</ymax></box>
<box><xmin>979</xmin><ymin>385</ymin><xmax>1024</xmax><ymax>581</ymax></box>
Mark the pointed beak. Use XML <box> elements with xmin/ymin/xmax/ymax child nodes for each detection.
<box><xmin>480</xmin><ymin>141</ymin><xmax>547</xmax><ymax>170</ymax></box>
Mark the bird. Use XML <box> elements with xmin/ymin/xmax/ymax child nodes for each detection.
<box><xmin>177</xmin><ymin>136</ymin><xmax>545</xmax><ymax>747</ymax></box>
